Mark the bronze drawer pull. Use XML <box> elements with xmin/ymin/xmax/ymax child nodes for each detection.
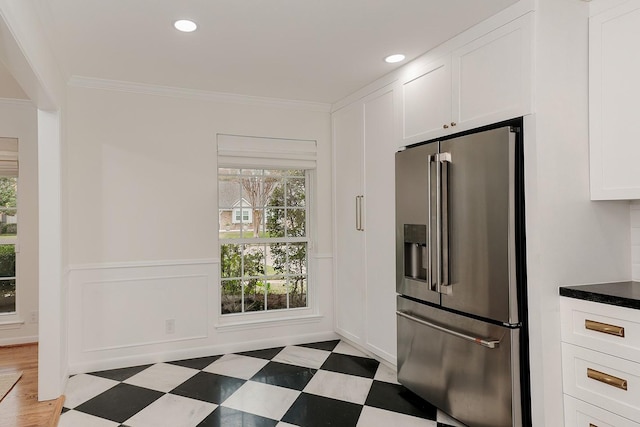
<box><xmin>587</xmin><ymin>368</ymin><xmax>628</xmax><ymax>390</ymax></box>
<box><xmin>585</xmin><ymin>319</ymin><xmax>625</xmax><ymax>337</ymax></box>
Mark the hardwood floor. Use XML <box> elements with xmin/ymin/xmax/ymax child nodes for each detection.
<box><xmin>0</xmin><ymin>344</ymin><xmax>64</xmax><ymax>427</ymax></box>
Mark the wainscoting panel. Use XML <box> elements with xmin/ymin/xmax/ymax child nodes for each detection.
<box><xmin>81</xmin><ymin>274</ymin><xmax>208</xmax><ymax>351</ymax></box>
<box><xmin>68</xmin><ymin>260</ymin><xmax>217</xmax><ymax>368</ymax></box>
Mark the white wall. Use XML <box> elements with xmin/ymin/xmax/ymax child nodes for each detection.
<box><xmin>65</xmin><ymin>84</ymin><xmax>335</xmax><ymax>373</ymax></box>
<box><xmin>0</xmin><ymin>100</ymin><xmax>38</xmax><ymax>345</ymax></box>
<box><xmin>632</xmin><ymin>202</ymin><xmax>640</xmax><ymax>281</ymax></box>
<box><xmin>526</xmin><ymin>0</ymin><xmax>631</xmax><ymax>425</ymax></box>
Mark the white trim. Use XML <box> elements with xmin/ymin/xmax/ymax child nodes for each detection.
<box><xmin>68</xmin><ymin>330</ymin><xmax>339</xmax><ymax>375</ymax></box>
<box><xmin>215</xmin><ymin>314</ymin><xmax>324</xmax><ymax>332</ymax></box>
<box><xmin>68</xmin><ymin>76</ymin><xmax>332</xmax><ymax>113</ymax></box>
<box><xmin>0</xmin><ymin>319</ymin><xmax>24</xmax><ymax>330</ymax></box>
<box><xmin>0</xmin><ymin>98</ymin><xmax>32</xmax><ymax>107</ymax></box>
<box><xmin>0</xmin><ymin>334</ymin><xmax>37</xmax><ymax>346</ymax></box>
<box><xmin>313</xmin><ymin>253</ymin><xmax>333</xmax><ymax>259</ymax></box>
<box><xmin>68</xmin><ymin>258</ymin><xmax>219</xmax><ymax>271</ymax></box>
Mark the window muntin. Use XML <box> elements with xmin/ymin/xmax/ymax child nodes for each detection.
<box><xmin>219</xmin><ymin>168</ymin><xmax>308</xmax><ymax>315</ymax></box>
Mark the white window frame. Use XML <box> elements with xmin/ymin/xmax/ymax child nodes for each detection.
<box><xmin>216</xmin><ymin>134</ymin><xmax>319</xmax><ymax>327</ymax></box>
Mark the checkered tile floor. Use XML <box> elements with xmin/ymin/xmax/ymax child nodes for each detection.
<box><xmin>59</xmin><ymin>340</ymin><xmax>467</xmax><ymax>427</ymax></box>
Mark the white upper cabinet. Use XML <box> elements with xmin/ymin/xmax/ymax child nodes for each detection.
<box><xmin>399</xmin><ymin>13</ymin><xmax>533</xmax><ymax>146</ymax></box>
<box><xmin>401</xmin><ymin>56</ymin><xmax>452</xmax><ymax>142</ymax></box>
<box><xmin>589</xmin><ymin>0</ymin><xmax>640</xmax><ymax>200</ymax></box>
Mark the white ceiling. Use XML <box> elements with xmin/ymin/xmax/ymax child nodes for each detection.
<box><xmin>8</xmin><ymin>0</ymin><xmax>520</xmax><ymax>104</ymax></box>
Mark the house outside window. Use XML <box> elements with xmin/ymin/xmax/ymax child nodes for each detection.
<box><xmin>218</xmin><ymin>168</ymin><xmax>308</xmax><ymax>314</ymax></box>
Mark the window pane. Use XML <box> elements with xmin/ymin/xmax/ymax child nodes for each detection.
<box><xmin>286</xmin><ymin>178</ymin><xmax>305</xmax><ymax>207</ymax></box>
<box><xmin>286</xmin><ymin>209</ymin><xmax>305</xmax><ymax>237</ymax></box>
<box><xmin>0</xmin><ymin>244</ymin><xmax>15</xmax><ymax>277</ymax></box>
<box><xmin>268</xmin><ymin>242</ymin><xmax>287</xmax><ymax>275</ymax></box>
<box><xmin>266</xmin><ymin>180</ymin><xmax>284</xmax><ymax>207</ymax></box>
<box><xmin>243</xmin><ymin>244</ymin><xmax>265</xmax><ymax>276</ymax></box>
<box><xmin>221</xmin><ymin>244</ymin><xmax>241</xmax><ymax>278</ymax></box>
<box><xmin>244</xmin><ymin>280</ymin><xmax>265</xmax><ymax>312</ymax></box>
<box><xmin>265</xmin><ymin>208</ymin><xmax>285</xmax><ymax>238</ymax></box>
<box><xmin>286</xmin><ymin>243</ymin><xmax>307</xmax><ymax>275</ymax></box>
<box><xmin>221</xmin><ymin>280</ymin><xmax>242</xmax><ymax>314</ymax></box>
<box><xmin>266</xmin><ymin>278</ymin><xmax>287</xmax><ymax>311</ymax></box>
<box><xmin>289</xmin><ymin>276</ymin><xmax>307</xmax><ymax>308</ymax></box>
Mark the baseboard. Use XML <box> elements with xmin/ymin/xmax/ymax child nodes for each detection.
<box><xmin>69</xmin><ymin>330</ymin><xmax>339</xmax><ymax>375</ymax></box>
<box><xmin>0</xmin><ymin>335</ymin><xmax>38</xmax><ymax>347</ymax></box>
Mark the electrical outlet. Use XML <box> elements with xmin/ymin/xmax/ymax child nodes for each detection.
<box><xmin>29</xmin><ymin>311</ymin><xmax>38</xmax><ymax>324</ymax></box>
<box><xmin>165</xmin><ymin>319</ymin><xmax>175</xmax><ymax>334</ymax></box>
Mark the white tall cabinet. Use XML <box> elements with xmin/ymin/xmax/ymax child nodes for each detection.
<box><xmin>333</xmin><ymin>86</ymin><xmax>397</xmax><ymax>363</ymax></box>
<box><xmin>589</xmin><ymin>0</ymin><xmax>640</xmax><ymax>200</ymax></box>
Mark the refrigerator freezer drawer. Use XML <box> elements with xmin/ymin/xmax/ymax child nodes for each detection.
<box><xmin>397</xmin><ymin>296</ymin><xmax>521</xmax><ymax>427</ymax></box>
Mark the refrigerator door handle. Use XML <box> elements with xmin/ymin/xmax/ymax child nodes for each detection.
<box><xmin>439</xmin><ymin>152</ymin><xmax>451</xmax><ymax>288</ymax></box>
<box><xmin>396</xmin><ymin>310</ymin><xmax>500</xmax><ymax>349</ymax></box>
<box><xmin>427</xmin><ymin>155</ymin><xmax>434</xmax><ymax>291</ymax></box>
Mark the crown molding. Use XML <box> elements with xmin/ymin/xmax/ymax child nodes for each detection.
<box><xmin>68</xmin><ymin>76</ymin><xmax>332</xmax><ymax>113</ymax></box>
<box><xmin>0</xmin><ymin>98</ymin><xmax>33</xmax><ymax>107</ymax></box>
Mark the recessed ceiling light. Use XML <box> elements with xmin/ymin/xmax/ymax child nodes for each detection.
<box><xmin>174</xmin><ymin>19</ymin><xmax>197</xmax><ymax>32</ymax></box>
<box><xmin>385</xmin><ymin>54</ymin><xmax>406</xmax><ymax>64</ymax></box>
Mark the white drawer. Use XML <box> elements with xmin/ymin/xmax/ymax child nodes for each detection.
<box><xmin>564</xmin><ymin>395</ymin><xmax>640</xmax><ymax>427</ymax></box>
<box><xmin>561</xmin><ymin>297</ymin><xmax>640</xmax><ymax>362</ymax></box>
<box><xmin>562</xmin><ymin>343</ymin><xmax>640</xmax><ymax>421</ymax></box>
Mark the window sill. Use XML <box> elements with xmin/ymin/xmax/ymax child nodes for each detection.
<box><xmin>214</xmin><ymin>313</ymin><xmax>323</xmax><ymax>333</ymax></box>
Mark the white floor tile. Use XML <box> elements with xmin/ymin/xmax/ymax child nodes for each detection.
<box><xmin>303</xmin><ymin>370</ymin><xmax>373</xmax><ymax>405</ymax></box>
<box><xmin>63</xmin><ymin>374</ymin><xmax>119</xmax><ymax>409</ymax></box>
<box><xmin>123</xmin><ymin>363</ymin><xmax>199</xmax><ymax>392</ymax></box>
<box><xmin>272</xmin><ymin>345</ymin><xmax>330</xmax><ymax>369</ymax></box>
<box><xmin>58</xmin><ymin>410</ymin><xmax>121</xmax><ymax>427</ymax></box>
<box><xmin>437</xmin><ymin>410</ymin><xmax>469</xmax><ymax>427</ymax></box>
<box><xmin>202</xmin><ymin>353</ymin><xmax>269</xmax><ymax>380</ymax></box>
<box><xmin>356</xmin><ymin>406</ymin><xmax>437</xmax><ymax>427</ymax></box>
<box><xmin>332</xmin><ymin>341</ymin><xmax>368</xmax><ymax>358</ymax></box>
<box><xmin>124</xmin><ymin>394</ymin><xmax>217</xmax><ymax>427</ymax></box>
<box><xmin>373</xmin><ymin>363</ymin><xmax>399</xmax><ymax>384</ymax></box>
<box><xmin>221</xmin><ymin>381</ymin><xmax>300</xmax><ymax>421</ymax></box>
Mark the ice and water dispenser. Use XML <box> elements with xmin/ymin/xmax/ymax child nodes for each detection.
<box><xmin>404</xmin><ymin>224</ymin><xmax>427</xmax><ymax>281</ymax></box>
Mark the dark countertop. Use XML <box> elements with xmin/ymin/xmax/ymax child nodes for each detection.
<box><xmin>559</xmin><ymin>281</ymin><xmax>640</xmax><ymax>310</ymax></box>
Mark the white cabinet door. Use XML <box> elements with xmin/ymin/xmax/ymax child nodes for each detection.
<box><xmin>398</xmin><ymin>13</ymin><xmax>533</xmax><ymax>147</ymax></box>
<box><xmin>452</xmin><ymin>13</ymin><xmax>532</xmax><ymax>133</ymax></box>
<box><xmin>333</xmin><ymin>103</ymin><xmax>365</xmax><ymax>343</ymax></box>
<box><xmin>363</xmin><ymin>88</ymin><xmax>396</xmax><ymax>362</ymax></box>
<box><xmin>401</xmin><ymin>56</ymin><xmax>452</xmax><ymax>145</ymax></box>
<box><xmin>590</xmin><ymin>0</ymin><xmax>640</xmax><ymax>200</ymax></box>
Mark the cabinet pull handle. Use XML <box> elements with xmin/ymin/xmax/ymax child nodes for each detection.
<box><xmin>450</xmin><ymin>122</ymin><xmax>457</xmax><ymax>127</ymax></box>
<box><xmin>443</xmin><ymin>124</ymin><xmax>449</xmax><ymax>129</ymax></box>
<box><xmin>587</xmin><ymin>368</ymin><xmax>628</xmax><ymax>391</ymax></box>
<box><xmin>585</xmin><ymin>319</ymin><xmax>625</xmax><ymax>337</ymax></box>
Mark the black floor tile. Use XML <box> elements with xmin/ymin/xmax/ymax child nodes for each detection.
<box><xmin>197</xmin><ymin>406</ymin><xmax>278</xmax><ymax>427</ymax></box>
<box><xmin>236</xmin><ymin>346</ymin><xmax>284</xmax><ymax>360</ymax></box>
<box><xmin>250</xmin><ymin>361</ymin><xmax>316</xmax><ymax>390</ymax></box>
<box><xmin>297</xmin><ymin>339</ymin><xmax>341</xmax><ymax>352</ymax></box>
<box><xmin>320</xmin><ymin>352</ymin><xmax>379</xmax><ymax>378</ymax></box>
<box><xmin>167</xmin><ymin>355</ymin><xmax>223</xmax><ymax>370</ymax></box>
<box><xmin>281</xmin><ymin>393</ymin><xmax>362</xmax><ymax>427</ymax></box>
<box><xmin>87</xmin><ymin>364</ymin><xmax>153</xmax><ymax>382</ymax></box>
<box><xmin>170</xmin><ymin>371</ymin><xmax>246</xmax><ymax>404</ymax></box>
<box><xmin>74</xmin><ymin>383</ymin><xmax>164</xmax><ymax>423</ymax></box>
<box><xmin>365</xmin><ymin>380</ymin><xmax>437</xmax><ymax>420</ymax></box>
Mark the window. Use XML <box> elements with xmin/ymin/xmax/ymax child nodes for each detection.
<box><xmin>218</xmin><ymin>168</ymin><xmax>308</xmax><ymax>314</ymax></box>
<box><xmin>0</xmin><ymin>138</ymin><xmax>17</xmax><ymax>315</ymax></box>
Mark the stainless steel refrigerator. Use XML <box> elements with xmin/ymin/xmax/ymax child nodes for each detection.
<box><xmin>395</xmin><ymin>123</ymin><xmax>530</xmax><ymax>427</ymax></box>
